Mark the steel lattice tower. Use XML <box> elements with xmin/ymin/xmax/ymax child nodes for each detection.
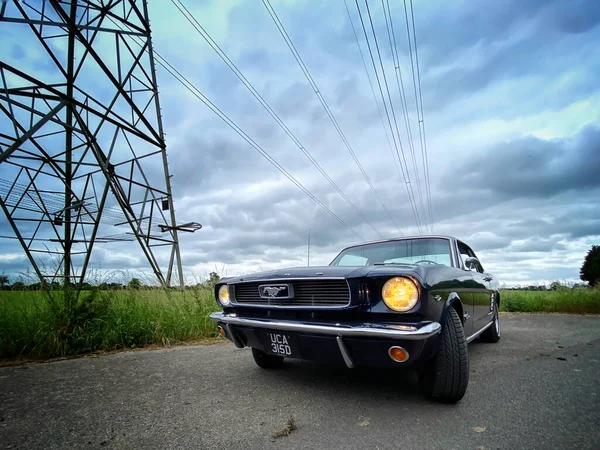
<box><xmin>0</xmin><ymin>0</ymin><xmax>199</xmax><ymax>287</ymax></box>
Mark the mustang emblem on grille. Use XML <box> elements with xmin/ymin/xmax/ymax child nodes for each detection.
<box><xmin>258</xmin><ymin>284</ymin><xmax>293</xmax><ymax>299</ymax></box>
<box><xmin>262</xmin><ymin>286</ymin><xmax>286</xmax><ymax>297</ymax></box>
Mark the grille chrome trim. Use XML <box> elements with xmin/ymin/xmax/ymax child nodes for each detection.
<box><xmin>231</xmin><ymin>277</ymin><xmax>351</xmax><ymax>309</ymax></box>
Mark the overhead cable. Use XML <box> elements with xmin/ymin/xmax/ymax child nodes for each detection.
<box><xmin>353</xmin><ymin>0</ymin><xmax>423</xmax><ymax>234</ymax></box>
<box><xmin>171</xmin><ymin>0</ymin><xmax>383</xmax><ymax>239</ymax></box>
<box><xmin>262</xmin><ymin>0</ymin><xmax>403</xmax><ymax>236</ymax></box>
<box><xmin>107</xmin><ymin>18</ymin><xmax>366</xmax><ymax>241</ymax></box>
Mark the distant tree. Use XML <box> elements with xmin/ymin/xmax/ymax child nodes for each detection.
<box><xmin>550</xmin><ymin>281</ymin><xmax>563</xmax><ymax>291</ymax></box>
<box><xmin>0</xmin><ymin>274</ymin><xmax>8</xmax><ymax>289</ymax></box>
<box><xmin>11</xmin><ymin>281</ymin><xmax>25</xmax><ymax>291</ymax></box>
<box><xmin>204</xmin><ymin>272</ymin><xmax>221</xmax><ymax>289</ymax></box>
<box><xmin>580</xmin><ymin>245</ymin><xmax>600</xmax><ymax>287</ymax></box>
<box><xmin>28</xmin><ymin>282</ymin><xmax>43</xmax><ymax>291</ymax></box>
<box><xmin>127</xmin><ymin>277</ymin><xmax>142</xmax><ymax>290</ymax></box>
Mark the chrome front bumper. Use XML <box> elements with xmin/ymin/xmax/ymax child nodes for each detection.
<box><xmin>210</xmin><ymin>312</ymin><xmax>441</xmax><ymax>340</ymax></box>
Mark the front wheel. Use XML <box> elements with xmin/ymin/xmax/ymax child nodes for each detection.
<box><xmin>252</xmin><ymin>347</ymin><xmax>285</xmax><ymax>369</ymax></box>
<box><xmin>480</xmin><ymin>300</ymin><xmax>500</xmax><ymax>343</ymax></box>
<box><xmin>419</xmin><ymin>307</ymin><xmax>469</xmax><ymax>403</ymax></box>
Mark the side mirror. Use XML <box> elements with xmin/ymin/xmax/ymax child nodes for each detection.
<box><xmin>465</xmin><ymin>256</ymin><xmax>480</xmax><ymax>270</ymax></box>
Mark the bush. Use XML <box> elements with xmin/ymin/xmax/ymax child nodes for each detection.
<box><xmin>580</xmin><ymin>245</ymin><xmax>600</xmax><ymax>287</ymax></box>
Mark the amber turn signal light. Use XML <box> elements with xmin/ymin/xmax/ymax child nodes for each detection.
<box><xmin>218</xmin><ymin>325</ymin><xmax>226</xmax><ymax>337</ymax></box>
<box><xmin>388</xmin><ymin>346</ymin><xmax>409</xmax><ymax>363</ymax></box>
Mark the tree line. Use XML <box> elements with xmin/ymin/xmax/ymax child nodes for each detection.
<box><xmin>0</xmin><ymin>272</ymin><xmax>222</xmax><ymax>291</ymax></box>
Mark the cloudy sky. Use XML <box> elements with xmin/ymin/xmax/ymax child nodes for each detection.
<box><xmin>1</xmin><ymin>0</ymin><xmax>599</xmax><ymax>286</ymax></box>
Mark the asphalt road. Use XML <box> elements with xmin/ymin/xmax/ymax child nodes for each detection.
<box><xmin>1</xmin><ymin>314</ymin><xmax>599</xmax><ymax>450</ymax></box>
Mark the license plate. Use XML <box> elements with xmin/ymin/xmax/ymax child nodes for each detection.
<box><xmin>261</xmin><ymin>331</ymin><xmax>298</xmax><ymax>357</ymax></box>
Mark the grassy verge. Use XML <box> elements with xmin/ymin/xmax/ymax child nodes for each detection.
<box><xmin>1</xmin><ymin>287</ymin><xmax>598</xmax><ymax>359</ymax></box>
<box><xmin>0</xmin><ymin>288</ymin><xmax>221</xmax><ymax>359</ymax></box>
<box><xmin>499</xmin><ymin>289</ymin><xmax>600</xmax><ymax>314</ymax></box>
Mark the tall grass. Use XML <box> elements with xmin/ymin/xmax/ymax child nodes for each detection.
<box><xmin>1</xmin><ymin>286</ymin><xmax>599</xmax><ymax>359</ymax></box>
<box><xmin>0</xmin><ymin>287</ymin><xmax>221</xmax><ymax>358</ymax></box>
<box><xmin>500</xmin><ymin>288</ymin><xmax>600</xmax><ymax>314</ymax></box>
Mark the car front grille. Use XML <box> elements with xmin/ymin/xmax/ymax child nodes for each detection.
<box><xmin>232</xmin><ymin>279</ymin><xmax>351</xmax><ymax>308</ymax></box>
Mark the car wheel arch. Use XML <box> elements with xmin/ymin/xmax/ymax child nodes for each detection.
<box><xmin>442</xmin><ymin>293</ymin><xmax>465</xmax><ymax>327</ymax></box>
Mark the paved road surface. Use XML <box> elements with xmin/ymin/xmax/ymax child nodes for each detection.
<box><xmin>1</xmin><ymin>314</ymin><xmax>599</xmax><ymax>450</ymax></box>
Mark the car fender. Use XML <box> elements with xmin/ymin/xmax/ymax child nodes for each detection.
<box><xmin>440</xmin><ymin>292</ymin><xmax>464</xmax><ymax>327</ymax></box>
<box><xmin>414</xmin><ymin>292</ymin><xmax>464</xmax><ymax>363</ymax></box>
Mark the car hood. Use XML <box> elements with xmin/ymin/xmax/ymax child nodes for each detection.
<box><xmin>223</xmin><ymin>264</ymin><xmax>423</xmax><ymax>283</ymax></box>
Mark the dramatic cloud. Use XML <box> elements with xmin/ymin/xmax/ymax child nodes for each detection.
<box><xmin>1</xmin><ymin>0</ymin><xmax>599</xmax><ymax>286</ymax></box>
<box><xmin>455</xmin><ymin>125</ymin><xmax>600</xmax><ymax>198</ymax></box>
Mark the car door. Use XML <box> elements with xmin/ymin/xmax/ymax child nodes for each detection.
<box><xmin>455</xmin><ymin>242</ymin><xmax>475</xmax><ymax>337</ymax></box>
<box><xmin>462</xmin><ymin>243</ymin><xmax>494</xmax><ymax>332</ymax></box>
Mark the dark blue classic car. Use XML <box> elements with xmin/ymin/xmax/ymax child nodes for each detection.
<box><xmin>210</xmin><ymin>236</ymin><xmax>500</xmax><ymax>402</ymax></box>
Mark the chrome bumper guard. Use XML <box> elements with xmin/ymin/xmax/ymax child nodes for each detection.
<box><xmin>210</xmin><ymin>312</ymin><xmax>441</xmax><ymax>340</ymax></box>
<box><xmin>210</xmin><ymin>312</ymin><xmax>441</xmax><ymax>369</ymax></box>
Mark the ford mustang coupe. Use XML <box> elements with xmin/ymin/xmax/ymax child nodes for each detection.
<box><xmin>210</xmin><ymin>236</ymin><xmax>500</xmax><ymax>402</ymax></box>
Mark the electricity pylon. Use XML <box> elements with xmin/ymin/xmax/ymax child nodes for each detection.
<box><xmin>0</xmin><ymin>0</ymin><xmax>199</xmax><ymax>287</ymax></box>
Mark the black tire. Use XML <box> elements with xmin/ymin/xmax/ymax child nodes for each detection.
<box><xmin>480</xmin><ymin>299</ymin><xmax>500</xmax><ymax>343</ymax></box>
<box><xmin>252</xmin><ymin>347</ymin><xmax>285</xmax><ymax>369</ymax></box>
<box><xmin>419</xmin><ymin>307</ymin><xmax>469</xmax><ymax>403</ymax></box>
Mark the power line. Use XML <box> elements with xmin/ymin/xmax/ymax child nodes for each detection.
<box><xmin>353</xmin><ymin>0</ymin><xmax>423</xmax><ymax>234</ymax></box>
<box><xmin>407</xmin><ymin>0</ymin><xmax>433</xmax><ymax>233</ymax></box>
<box><xmin>107</xmin><ymin>19</ymin><xmax>365</xmax><ymax>241</ymax></box>
<box><xmin>381</xmin><ymin>0</ymin><xmax>427</xmax><ymax>229</ymax></box>
<box><xmin>408</xmin><ymin>0</ymin><xmax>432</xmax><ymax>230</ymax></box>
<box><xmin>261</xmin><ymin>0</ymin><xmax>404</xmax><ymax>237</ymax></box>
<box><xmin>342</xmin><ymin>0</ymin><xmax>403</xmax><ymax>201</ymax></box>
<box><xmin>170</xmin><ymin>0</ymin><xmax>384</xmax><ymax>239</ymax></box>
<box><xmin>153</xmin><ymin>53</ymin><xmax>365</xmax><ymax>241</ymax></box>
<box><xmin>361</xmin><ymin>0</ymin><xmax>423</xmax><ymax>234</ymax></box>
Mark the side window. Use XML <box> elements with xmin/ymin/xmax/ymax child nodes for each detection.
<box><xmin>470</xmin><ymin>249</ymin><xmax>485</xmax><ymax>273</ymax></box>
<box><xmin>458</xmin><ymin>243</ymin><xmax>471</xmax><ymax>268</ymax></box>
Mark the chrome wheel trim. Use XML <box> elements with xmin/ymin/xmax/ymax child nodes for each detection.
<box><xmin>495</xmin><ymin>306</ymin><xmax>500</xmax><ymax>336</ymax></box>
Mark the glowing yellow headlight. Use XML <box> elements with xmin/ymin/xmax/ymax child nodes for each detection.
<box><xmin>382</xmin><ymin>277</ymin><xmax>419</xmax><ymax>312</ymax></box>
<box><xmin>218</xmin><ymin>285</ymin><xmax>231</xmax><ymax>306</ymax></box>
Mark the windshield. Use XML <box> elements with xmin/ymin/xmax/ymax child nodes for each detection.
<box><xmin>330</xmin><ymin>238</ymin><xmax>452</xmax><ymax>267</ymax></box>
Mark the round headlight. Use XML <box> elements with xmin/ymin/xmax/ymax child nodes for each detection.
<box><xmin>382</xmin><ymin>277</ymin><xmax>419</xmax><ymax>312</ymax></box>
<box><xmin>218</xmin><ymin>285</ymin><xmax>231</xmax><ymax>306</ymax></box>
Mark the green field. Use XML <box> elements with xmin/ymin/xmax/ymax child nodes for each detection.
<box><xmin>0</xmin><ymin>288</ymin><xmax>221</xmax><ymax>359</ymax></box>
<box><xmin>1</xmin><ymin>288</ymin><xmax>599</xmax><ymax>359</ymax></box>
<box><xmin>499</xmin><ymin>289</ymin><xmax>600</xmax><ymax>314</ymax></box>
